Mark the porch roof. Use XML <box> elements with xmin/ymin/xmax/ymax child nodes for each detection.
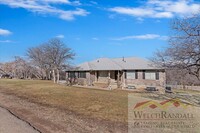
<box><xmin>74</xmin><ymin>57</ymin><xmax>163</xmax><ymax>71</ymax></box>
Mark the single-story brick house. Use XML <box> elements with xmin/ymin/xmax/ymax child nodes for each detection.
<box><xmin>66</xmin><ymin>57</ymin><xmax>165</xmax><ymax>90</ymax></box>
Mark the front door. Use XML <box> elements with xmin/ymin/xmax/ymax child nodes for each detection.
<box><xmin>114</xmin><ymin>71</ymin><xmax>118</xmax><ymax>81</ymax></box>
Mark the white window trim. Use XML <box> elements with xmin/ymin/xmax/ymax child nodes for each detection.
<box><xmin>126</xmin><ymin>71</ymin><xmax>136</xmax><ymax>79</ymax></box>
<box><xmin>145</xmin><ymin>72</ymin><xmax>156</xmax><ymax>80</ymax></box>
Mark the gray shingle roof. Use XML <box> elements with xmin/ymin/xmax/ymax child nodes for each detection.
<box><xmin>75</xmin><ymin>57</ymin><xmax>162</xmax><ymax>71</ymax></box>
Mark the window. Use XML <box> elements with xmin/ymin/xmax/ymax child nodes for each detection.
<box><xmin>126</xmin><ymin>71</ymin><xmax>138</xmax><ymax>79</ymax></box>
<box><xmin>69</xmin><ymin>72</ymin><xmax>76</xmax><ymax>78</ymax></box>
<box><xmin>79</xmin><ymin>72</ymin><xmax>86</xmax><ymax>78</ymax></box>
<box><xmin>126</xmin><ymin>71</ymin><xmax>136</xmax><ymax>79</ymax></box>
<box><xmin>99</xmin><ymin>71</ymin><xmax>108</xmax><ymax>77</ymax></box>
<box><xmin>145</xmin><ymin>72</ymin><xmax>156</xmax><ymax>80</ymax></box>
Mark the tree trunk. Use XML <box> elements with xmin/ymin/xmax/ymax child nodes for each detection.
<box><xmin>48</xmin><ymin>70</ymin><xmax>51</xmax><ymax>80</ymax></box>
<box><xmin>45</xmin><ymin>70</ymin><xmax>49</xmax><ymax>80</ymax></box>
<box><xmin>56</xmin><ymin>69</ymin><xmax>59</xmax><ymax>83</ymax></box>
<box><xmin>52</xmin><ymin>69</ymin><xmax>56</xmax><ymax>83</ymax></box>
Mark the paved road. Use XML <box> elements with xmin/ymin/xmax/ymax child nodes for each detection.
<box><xmin>0</xmin><ymin>107</ymin><xmax>39</xmax><ymax>133</ymax></box>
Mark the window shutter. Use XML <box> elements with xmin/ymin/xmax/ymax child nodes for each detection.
<box><xmin>156</xmin><ymin>71</ymin><xmax>159</xmax><ymax>80</ymax></box>
<box><xmin>97</xmin><ymin>71</ymin><xmax>99</xmax><ymax>79</ymax></box>
<box><xmin>143</xmin><ymin>70</ymin><xmax>145</xmax><ymax>79</ymax></box>
<box><xmin>135</xmin><ymin>71</ymin><xmax>138</xmax><ymax>79</ymax></box>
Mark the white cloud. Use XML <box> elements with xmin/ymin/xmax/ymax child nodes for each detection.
<box><xmin>0</xmin><ymin>40</ymin><xmax>14</xmax><ymax>43</ymax></box>
<box><xmin>0</xmin><ymin>28</ymin><xmax>12</xmax><ymax>36</ymax></box>
<box><xmin>92</xmin><ymin>37</ymin><xmax>99</xmax><ymax>40</ymax></box>
<box><xmin>110</xmin><ymin>7</ymin><xmax>155</xmax><ymax>17</ymax></box>
<box><xmin>0</xmin><ymin>0</ymin><xmax>89</xmax><ymax>21</ymax></box>
<box><xmin>59</xmin><ymin>8</ymin><xmax>89</xmax><ymax>20</ymax></box>
<box><xmin>75</xmin><ymin>37</ymin><xmax>80</xmax><ymax>40</ymax></box>
<box><xmin>56</xmin><ymin>34</ymin><xmax>65</xmax><ymax>38</ymax></box>
<box><xmin>42</xmin><ymin>0</ymin><xmax>71</xmax><ymax>4</ymax></box>
<box><xmin>111</xmin><ymin>34</ymin><xmax>168</xmax><ymax>41</ymax></box>
<box><xmin>155</xmin><ymin>19</ymin><xmax>161</xmax><ymax>23</ymax></box>
<box><xmin>159</xmin><ymin>36</ymin><xmax>168</xmax><ymax>40</ymax></box>
<box><xmin>136</xmin><ymin>17</ymin><xmax>144</xmax><ymax>23</ymax></box>
<box><xmin>148</xmin><ymin>0</ymin><xmax>200</xmax><ymax>15</ymax></box>
<box><xmin>109</xmin><ymin>0</ymin><xmax>200</xmax><ymax>19</ymax></box>
<box><xmin>90</xmin><ymin>1</ymin><xmax>98</xmax><ymax>5</ymax></box>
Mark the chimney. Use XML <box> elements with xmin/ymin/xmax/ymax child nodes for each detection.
<box><xmin>122</xmin><ymin>57</ymin><xmax>126</xmax><ymax>62</ymax></box>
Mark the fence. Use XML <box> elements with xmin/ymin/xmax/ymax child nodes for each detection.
<box><xmin>166</xmin><ymin>84</ymin><xmax>200</xmax><ymax>91</ymax></box>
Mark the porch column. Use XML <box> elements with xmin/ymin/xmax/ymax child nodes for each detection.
<box><xmin>108</xmin><ymin>71</ymin><xmax>111</xmax><ymax>79</ymax></box>
<box><xmin>117</xmin><ymin>71</ymin><xmax>120</xmax><ymax>88</ymax></box>
<box><xmin>95</xmin><ymin>71</ymin><xmax>97</xmax><ymax>82</ymax></box>
<box><xmin>66</xmin><ymin>72</ymin><xmax>68</xmax><ymax>80</ymax></box>
<box><xmin>122</xmin><ymin>71</ymin><xmax>125</xmax><ymax>89</ymax></box>
<box><xmin>108</xmin><ymin>71</ymin><xmax>111</xmax><ymax>86</ymax></box>
<box><xmin>88</xmin><ymin>71</ymin><xmax>91</xmax><ymax>86</ymax></box>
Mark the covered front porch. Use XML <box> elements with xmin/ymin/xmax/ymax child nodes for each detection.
<box><xmin>91</xmin><ymin>70</ymin><xmax>123</xmax><ymax>89</ymax></box>
<box><xmin>66</xmin><ymin>70</ymin><xmax>124</xmax><ymax>89</ymax></box>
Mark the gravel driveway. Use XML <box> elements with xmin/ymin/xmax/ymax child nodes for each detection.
<box><xmin>0</xmin><ymin>107</ymin><xmax>40</xmax><ymax>133</ymax></box>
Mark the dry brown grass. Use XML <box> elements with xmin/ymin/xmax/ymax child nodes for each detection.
<box><xmin>0</xmin><ymin>79</ymin><xmax>129</xmax><ymax>123</ymax></box>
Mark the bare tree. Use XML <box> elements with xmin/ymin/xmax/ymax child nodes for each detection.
<box><xmin>0</xmin><ymin>63</ymin><xmax>5</xmax><ymax>75</ymax></box>
<box><xmin>44</xmin><ymin>38</ymin><xmax>75</xmax><ymax>83</ymax></box>
<box><xmin>27</xmin><ymin>38</ymin><xmax>75</xmax><ymax>83</ymax></box>
<box><xmin>27</xmin><ymin>46</ymin><xmax>50</xmax><ymax>79</ymax></box>
<box><xmin>167</xmin><ymin>68</ymin><xmax>199</xmax><ymax>85</ymax></box>
<box><xmin>0</xmin><ymin>56</ymin><xmax>38</xmax><ymax>79</ymax></box>
<box><xmin>13</xmin><ymin>56</ymin><xmax>34</xmax><ymax>79</ymax></box>
<box><xmin>152</xmin><ymin>13</ymin><xmax>200</xmax><ymax>82</ymax></box>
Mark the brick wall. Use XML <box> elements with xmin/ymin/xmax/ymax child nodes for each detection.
<box><xmin>124</xmin><ymin>71</ymin><xmax>165</xmax><ymax>89</ymax></box>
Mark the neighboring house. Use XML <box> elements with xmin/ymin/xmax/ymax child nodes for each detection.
<box><xmin>66</xmin><ymin>57</ymin><xmax>166</xmax><ymax>90</ymax></box>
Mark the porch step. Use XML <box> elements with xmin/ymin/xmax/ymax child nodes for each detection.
<box><xmin>93</xmin><ymin>82</ymin><xmax>119</xmax><ymax>89</ymax></box>
<box><xmin>93</xmin><ymin>82</ymin><xmax>109</xmax><ymax>88</ymax></box>
<box><xmin>109</xmin><ymin>82</ymin><xmax>118</xmax><ymax>89</ymax></box>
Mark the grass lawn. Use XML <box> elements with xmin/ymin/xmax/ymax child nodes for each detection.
<box><xmin>0</xmin><ymin>79</ymin><xmax>130</xmax><ymax>123</ymax></box>
<box><xmin>1</xmin><ymin>79</ymin><xmax>200</xmax><ymax>133</ymax></box>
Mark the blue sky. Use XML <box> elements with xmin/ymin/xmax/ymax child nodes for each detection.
<box><xmin>0</xmin><ymin>0</ymin><xmax>200</xmax><ymax>64</ymax></box>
